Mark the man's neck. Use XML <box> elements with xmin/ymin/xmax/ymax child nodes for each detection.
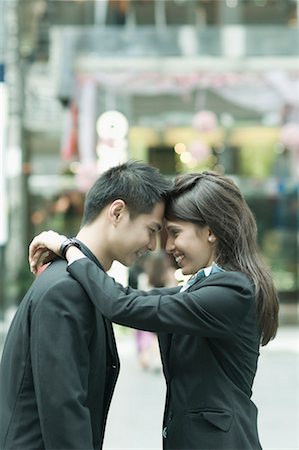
<box><xmin>76</xmin><ymin>226</ymin><xmax>112</xmax><ymax>271</ymax></box>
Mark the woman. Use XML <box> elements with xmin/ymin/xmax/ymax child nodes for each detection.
<box><xmin>29</xmin><ymin>171</ymin><xmax>279</xmax><ymax>450</ymax></box>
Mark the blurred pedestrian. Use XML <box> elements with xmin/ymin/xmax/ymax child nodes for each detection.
<box><xmin>29</xmin><ymin>171</ymin><xmax>279</xmax><ymax>450</ymax></box>
<box><xmin>135</xmin><ymin>251</ymin><xmax>177</xmax><ymax>371</ymax></box>
<box><xmin>0</xmin><ymin>161</ymin><xmax>170</xmax><ymax>450</ymax></box>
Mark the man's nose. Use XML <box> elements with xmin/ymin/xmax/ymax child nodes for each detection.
<box><xmin>148</xmin><ymin>235</ymin><xmax>157</xmax><ymax>252</ymax></box>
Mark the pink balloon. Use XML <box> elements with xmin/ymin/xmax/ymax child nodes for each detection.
<box><xmin>188</xmin><ymin>141</ymin><xmax>211</xmax><ymax>161</ymax></box>
<box><xmin>192</xmin><ymin>110</ymin><xmax>217</xmax><ymax>133</ymax></box>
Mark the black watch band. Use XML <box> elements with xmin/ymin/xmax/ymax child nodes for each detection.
<box><xmin>60</xmin><ymin>238</ymin><xmax>82</xmax><ymax>260</ymax></box>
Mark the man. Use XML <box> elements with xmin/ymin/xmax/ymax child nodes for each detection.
<box><xmin>0</xmin><ymin>161</ymin><xmax>170</xmax><ymax>450</ymax></box>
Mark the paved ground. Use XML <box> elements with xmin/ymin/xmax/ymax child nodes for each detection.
<box><xmin>1</xmin><ymin>318</ymin><xmax>298</xmax><ymax>449</ymax></box>
<box><xmin>103</xmin><ymin>326</ymin><xmax>299</xmax><ymax>450</ymax></box>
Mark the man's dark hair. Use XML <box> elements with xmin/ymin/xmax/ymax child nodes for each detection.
<box><xmin>81</xmin><ymin>160</ymin><xmax>171</xmax><ymax>225</ymax></box>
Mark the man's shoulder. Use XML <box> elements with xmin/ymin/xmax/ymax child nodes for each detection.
<box><xmin>30</xmin><ymin>259</ymin><xmax>94</xmax><ymax>314</ymax></box>
<box><xmin>34</xmin><ymin>258</ymin><xmax>82</xmax><ymax>289</ymax></box>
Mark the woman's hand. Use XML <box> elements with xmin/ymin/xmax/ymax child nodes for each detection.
<box><xmin>29</xmin><ymin>231</ymin><xmax>67</xmax><ymax>274</ymax></box>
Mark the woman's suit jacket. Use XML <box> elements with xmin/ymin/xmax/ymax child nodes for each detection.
<box><xmin>67</xmin><ymin>258</ymin><xmax>262</xmax><ymax>450</ymax></box>
<box><xmin>0</xmin><ymin>246</ymin><xmax>119</xmax><ymax>450</ymax></box>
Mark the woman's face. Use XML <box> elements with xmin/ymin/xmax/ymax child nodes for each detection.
<box><xmin>165</xmin><ymin>220</ymin><xmax>216</xmax><ymax>275</ymax></box>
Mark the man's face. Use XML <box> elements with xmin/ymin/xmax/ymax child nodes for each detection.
<box><xmin>112</xmin><ymin>201</ymin><xmax>165</xmax><ymax>267</ymax></box>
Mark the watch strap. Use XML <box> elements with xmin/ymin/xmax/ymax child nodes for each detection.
<box><xmin>60</xmin><ymin>238</ymin><xmax>82</xmax><ymax>260</ymax></box>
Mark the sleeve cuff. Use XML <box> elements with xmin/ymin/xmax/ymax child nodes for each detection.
<box><xmin>67</xmin><ymin>256</ymin><xmax>87</xmax><ymax>266</ymax></box>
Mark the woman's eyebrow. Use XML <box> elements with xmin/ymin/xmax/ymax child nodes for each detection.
<box><xmin>166</xmin><ymin>225</ymin><xmax>179</xmax><ymax>232</ymax></box>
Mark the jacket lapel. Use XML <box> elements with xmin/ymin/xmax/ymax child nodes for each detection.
<box><xmin>158</xmin><ymin>332</ymin><xmax>173</xmax><ymax>381</ymax></box>
<box><xmin>73</xmin><ymin>239</ymin><xmax>119</xmax><ymax>370</ymax></box>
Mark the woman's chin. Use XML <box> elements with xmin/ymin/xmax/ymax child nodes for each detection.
<box><xmin>181</xmin><ymin>267</ymin><xmax>191</xmax><ymax>276</ymax></box>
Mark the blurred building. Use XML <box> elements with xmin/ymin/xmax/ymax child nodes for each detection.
<box><xmin>1</xmin><ymin>0</ymin><xmax>299</xmax><ymax>321</ymax></box>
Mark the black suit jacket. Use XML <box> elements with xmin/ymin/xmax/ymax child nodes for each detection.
<box><xmin>67</xmin><ymin>258</ymin><xmax>263</xmax><ymax>450</ymax></box>
<box><xmin>0</xmin><ymin>245</ymin><xmax>119</xmax><ymax>450</ymax></box>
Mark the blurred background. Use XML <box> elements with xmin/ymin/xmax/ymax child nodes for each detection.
<box><xmin>0</xmin><ymin>1</ymin><xmax>298</xmax><ymax>448</ymax></box>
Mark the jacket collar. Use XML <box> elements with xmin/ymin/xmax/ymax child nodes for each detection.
<box><xmin>71</xmin><ymin>238</ymin><xmax>104</xmax><ymax>271</ymax></box>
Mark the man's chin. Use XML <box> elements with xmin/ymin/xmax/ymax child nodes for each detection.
<box><xmin>124</xmin><ymin>255</ymin><xmax>138</xmax><ymax>267</ymax></box>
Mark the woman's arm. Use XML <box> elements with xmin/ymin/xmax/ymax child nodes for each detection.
<box><xmin>68</xmin><ymin>257</ymin><xmax>254</xmax><ymax>338</ymax></box>
<box><xmin>29</xmin><ymin>231</ymin><xmax>87</xmax><ymax>273</ymax></box>
<box><xmin>29</xmin><ymin>231</ymin><xmax>254</xmax><ymax>338</ymax></box>
<box><xmin>29</xmin><ymin>231</ymin><xmax>179</xmax><ymax>296</ymax></box>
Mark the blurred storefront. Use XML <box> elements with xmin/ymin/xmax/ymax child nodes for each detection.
<box><xmin>1</xmin><ymin>0</ymin><xmax>299</xmax><ymax>322</ymax></box>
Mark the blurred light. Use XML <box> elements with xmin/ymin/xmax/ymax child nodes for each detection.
<box><xmin>96</xmin><ymin>110</ymin><xmax>129</xmax><ymax>140</ymax></box>
<box><xmin>214</xmin><ymin>144</ymin><xmax>225</xmax><ymax>154</ymax></box>
<box><xmin>209</xmin><ymin>155</ymin><xmax>218</xmax><ymax>165</ymax></box>
<box><xmin>174</xmin><ymin>142</ymin><xmax>186</xmax><ymax>154</ymax></box>
<box><xmin>6</xmin><ymin>147</ymin><xmax>22</xmax><ymax>178</ymax></box>
<box><xmin>220</xmin><ymin>113</ymin><xmax>235</xmax><ymax>128</ymax></box>
<box><xmin>186</xmin><ymin>159</ymin><xmax>198</xmax><ymax>169</ymax></box>
<box><xmin>213</xmin><ymin>164</ymin><xmax>225</xmax><ymax>175</ymax></box>
<box><xmin>96</xmin><ymin>111</ymin><xmax>129</xmax><ymax>174</ymax></box>
<box><xmin>192</xmin><ymin>110</ymin><xmax>217</xmax><ymax>133</ymax></box>
<box><xmin>180</xmin><ymin>152</ymin><xmax>192</xmax><ymax>164</ymax></box>
<box><xmin>69</xmin><ymin>161</ymin><xmax>81</xmax><ymax>174</ymax></box>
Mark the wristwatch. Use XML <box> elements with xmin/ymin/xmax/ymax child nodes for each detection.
<box><xmin>59</xmin><ymin>238</ymin><xmax>82</xmax><ymax>260</ymax></box>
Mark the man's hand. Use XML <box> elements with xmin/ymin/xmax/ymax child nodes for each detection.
<box><xmin>29</xmin><ymin>231</ymin><xmax>67</xmax><ymax>274</ymax></box>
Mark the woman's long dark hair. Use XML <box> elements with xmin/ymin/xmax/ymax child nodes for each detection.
<box><xmin>165</xmin><ymin>171</ymin><xmax>279</xmax><ymax>346</ymax></box>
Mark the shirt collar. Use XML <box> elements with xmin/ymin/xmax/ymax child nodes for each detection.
<box><xmin>203</xmin><ymin>265</ymin><xmax>213</xmax><ymax>277</ymax></box>
<box><xmin>180</xmin><ymin>262</ymin><xmax>224</xmax><ymax>292</ymax></box>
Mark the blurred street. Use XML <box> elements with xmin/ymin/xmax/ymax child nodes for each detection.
<box><xmin>103</xmin><ymin>326</ymin><xmax>299</xmax><ymax>450</ymax></box>
<box><xmin>1</xmin><ymin>1</ymin><xmax>299</xmax><ymax>449</ymax></box>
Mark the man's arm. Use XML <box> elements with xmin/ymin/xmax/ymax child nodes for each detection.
<box><xmin>30</xmin><ymin>278</ymin><xmax>94</xmax><ymax>449</ymax></box>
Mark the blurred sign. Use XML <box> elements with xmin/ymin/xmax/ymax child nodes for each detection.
<box><xmin>24</xmin><ymin>64</ymin><xmax>63</xmax><ymax>131</ymax></box>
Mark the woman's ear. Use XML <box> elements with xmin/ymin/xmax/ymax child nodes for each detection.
<box><xmin>207</xmin><ymin>229</ymin><xmax>217</xmax><ymax>243</ymax></box>
<box><xmin>108</xmin><ymin>199</ymin><xmax>127</xmax><ymax>225</ymax></box>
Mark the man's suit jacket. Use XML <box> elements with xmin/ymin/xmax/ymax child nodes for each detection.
<box><xmin>67</xmin><ymin>258</ymin><xmax>263</xmax><ymax>450</ymax></box>
<box><xmin>0</xmin><ymin>248</ymin><xmax>119</xmax><ymax>450</ymax></box>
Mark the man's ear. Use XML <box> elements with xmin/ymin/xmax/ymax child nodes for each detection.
<box><xmin>108</xmin><ymin>199</ymin><xmax>127</xmax><ymax>225</ymax></box>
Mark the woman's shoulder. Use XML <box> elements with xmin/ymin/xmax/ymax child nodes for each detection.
<box><xmin>206</xmin><ymin>270</ymin><xmax>254</xmax><ymax>293</ymax></box>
